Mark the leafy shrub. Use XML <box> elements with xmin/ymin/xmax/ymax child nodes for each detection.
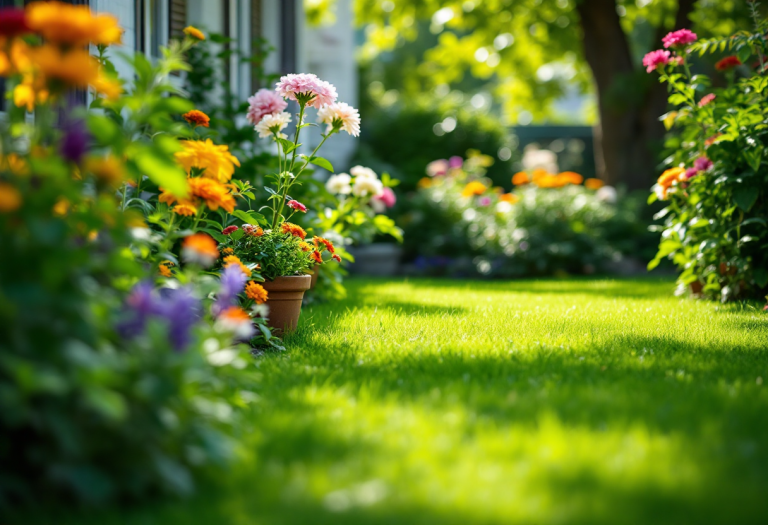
<box><xmin>646</xmin><ymin>13</ymin><xmax>768</xmax><ymax>300</ymax></box>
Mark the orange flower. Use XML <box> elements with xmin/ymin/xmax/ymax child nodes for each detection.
<box><xmin>557</xmin><ymin>172</ymin><xmax>584</xmax><ymax>185</ymax></box>
<box><xmin>584</xmin><ymin>178</ymin><xmax>605</xmax><ymax>190</ymax></box>
<box><xmin>26</xmin><ymin>1</ymin><xmax>123</xmax><ymax>47</ymax></box>
<box><xmin>29</xmin><ymin>45</ymin><xmax>100</xmax><ymax>87</ymax></box>
<box><xmin>313</xmin><ymin>236</ymin><xmax>335</xmax><ymax>253</ymax></box>
<box><xmin>91</xmin><ymin>73</ymin><xmax>122</xmax><ymax>100</ymax></box>
<box><xmin>173</xmin><ymin>203</ymin><xmax>198</xmax><ymax>216</ymax></box>
<box><xmin>222</xmin><ymin>247</ymin><xmax>235</xmax><ymax>256</ymax></box>
<box><xmin>175</xmin><ymin>139</ymin><xmax>240</xmax><ymax>183</ymax></box>
<box><xmin>183</xmin><ymin>26</ymin><xmax>205</xmax><ymax>41</ymax></box>
<box><xmin>158</xmin><ymin>263</ymin><xmax>172</xmax><ymax>277</ymax></box>
<box><xmin>182</xmin><ymin>233</ymin><xmax>219</xmax><ymax>267</ymax></box>
<box><xmin>461</xmin><ymin>181</ymin><xmax>487</xmax><ymax>197</ymax></box>
<box><xmin>311</xmin><ymin>250</ymin><xmax>323</xmax><ymax>264</ymax></box>
<box><xmin>499</xmin><ymin>193</ymin><xmax>519</xmax><ymax>204</ymax></box>
<box><xmin>188</xmin><ymin>177</ymin><xmax>236</xmax><ymax>213</ymax></box>
<box><xmin>0</xmin><ymin>182</ymin><xmax>21</xmax><ymax>212</ymax></box>
<box><xmin>534</xmin><ymin>174</ymin><xmax>563</xmax><ymax>188</ymax></box>
<box><xmin>417</xmin><ymin>177</ymin><xmax>433</xmax><ymax>189</ymax></box>
<box><xmin>245</xmin><ymin>281</ymin><xmax>268</xmax><ymax>304</ymax></box>
<box><xmin>183</xmin><ymin>110</ymin><xmax>210</xmax><ymax>128</ymax></box>
<box><xmin>531</xmin><ymin>168</ymin><xmax>550</xmax><ymax>181</ymax></box>
<box><xmin>219</xmin><ymin>306</ymin><xmax>250</xmax><ymax>322</ymax></box>
<box><xmin>511</xmin><ymin>172</ymin><xmax>530</xmax><ymax>185</ymax></box>
<box><xmin>85</xmin><ymin>155</ymin><xmax>125</xmax><ymax>185</ymax></box>
<box><xmin>281</xmin><ymin>222</ymin><xmax>307</xmax><ymax>239</ymax></box>
<box><xmin>52</xmin><ymin>198</ymin><xmax>70</xmax><ymax>216</ymax></box>
<box><xmin>299</xmin><ymin>241</ymin><xmax>312</xmax><ymax>252</ymax></box>
<box><xmin>705</xmin><ymin>134</ymin><xmax>722</xmax><ymax>147</ymax></box>
<box><xmin>657</xmin><ymin>167</ymin><xmax>685</xmax><ymax>189</ymax></box>
<box><xmin>1</xmin><ymin>154</ymin><xmax>29</xmax><ymax>177</ymax></box>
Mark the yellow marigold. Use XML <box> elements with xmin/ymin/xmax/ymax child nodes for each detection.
<box><xmin>183</xmin><ymin>26</ymin><xmax>206</xmax><ymax>41</ymax></box>
<box><xmin>584</xmin><ymin>178</ymin><xmax>605</xmax><ymax>190</ymax></box>
<box><xmin>0</xmin><ymin>183</ymin><xmax>22</xmax><ymax>212</ymax></box>
<box><xmin>657</xmin><ymin>167</ymin><xmax>685</xmax><ymax>189</ymax></box>
<box><xmin>535</xmin><ymin>174</ymin><xmax>564</xmax><ymax>189</ymax></box>
<box><xmin>222</xmin><ymin>247</ymin><xmax>235</xmax><ymax>256</ymax></box>
<box><xmin>245</xmin><ymin>281</ymin><xmax>268</xmax><ymax>304</ymax></box>
<box><xmin>85</xmin><ymin>155</ymin><xmax>125</xmax><ymax>185</ymax></box>
<box><xmin>417</xmin><ymin>177</ymin><xmax>433</xmax><ymax>189</ymax></box>
<box><xmin>461</xmin><ymin>181</ymin><xmax>487</xmax><ymax>197</ymax></box>
<box><xmin>531</xmin><ymin>168</ymin><xmax>550</xmax><ymax>181</ymax></box>
<box><xmin>173</xmin><ymin>203</ymin><xmax>198</xmax><ymax>216</ymax></box>
<box><xmin>188</xmin><ymin>177</ymin><xmax>236</xmax><ymax>213</ymax></box>
<box><xmin>91</xmin><ymin>73</ymin><xmax>122</xmax><ymax>101</ymax></box>
<box><xmin>557</xmin><ymin>172</ymin><xmax>584</xmax><ymax>185</ymax></box>
<box><xmin>511</xmin><ymin>172</ymin><xmax>530</xmax><ymax>185</ymax></box>
<box><xmin>299</xmin><ymin>241</ymin><xmax>312</xmax><ymax>252</ymax></box>
<box><xmin>183</xmin><ymin>110</ymin><xmax>210</xmax><ymax>128</ymax></box>
<box><xmin>52</xmin><ymin>198</ymin><xmax>70</xmax><ymax>216</ymax></box>
<box><xmin>158</xmin><ymin>263</ymin><xmax>172</xmax><ymax>277</ymax></box>
<box><xmin>13</xmin><ymin>82</ymin><xmax>37</xmax><ymax>112</ymax></box>
<box><xmin>281</xmin><ymin>222</ymin><xmax>307</xmax><ymax>239</ymax></box>
<box><xmin>1</xmin><ymin>154</ymin><xmax>29</xmax><ymax>177</ymax></box>
<box><xmin>499</xmin><ymin>193</ymin><xmax>519</xmax><ymax>204</ymax></box>
<box><xmin>29</xmin><ymin>45</ymin><xmax>100</xmax><ymax>87</ymax></box>
<box><xmin>26</xmin><ymin>1</ymin><xmax>123</xmax><ymax>47</ymax></box>
<box><xmin>175</xmin><ymin>139</ymin><xmax>240</xmax><ymax>183</ymax></box>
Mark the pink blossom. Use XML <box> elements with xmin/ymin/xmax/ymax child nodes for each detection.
<box><xmin>698</xmin><ymin>93</ymin><xmax>716</xmax><ymax>107</ymax></box>
<box><xmin>287</xmin><ymin>200</ymin><xmax>307</xmax><ymax>212</ymax></box>
<box><xmin>662</xmin><ymin>29</ymin><xmax>697</xmax><ymax>48</ymax></box>
<box><xmin>479</xmin><ymin>197</ymin><xmax>492</xmax><ymax>207</ymax></box>
<box><xmin>449</xmin><ymin>156</ymin><xmax>464</xmax><ymax>169</ymax></box>
<box><xmin>694</xmin><ymin>157</ymin><xmax>713</xmax><ymax>171</ymax></box>
<box><xmin>426</xmin><ymin>159</ymin><xmax>449</xmax><ymax>177</ymax></box>
<box><xmin>275</xmin><ymin>73</ymin><xmax>337</xmax><ymax>109</ymax></box>
<box><xmin>684</xmin><ymin>167</ymin><xmax>699</xmax><ymax>180</ymax></box>
<box><xmin>246</xmin><ymin>89</ymin><xmax>288</xmax><ymax>125</ymax></box>
<box><xmin>222</xmin><ymin>225</ymin><xmax>239</xmax><ymax>235</ymax></box>
<box><xmin>643</xmin><ymin>49</ymin><xmax>671</xmax><ymax>73</ymax></box>
<box><xmin>373</xmin><ymin>187</ymin><xmax>396</xmax><ymax>208</ymax></box>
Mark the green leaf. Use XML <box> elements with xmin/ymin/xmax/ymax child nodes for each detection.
<box><xmin>86</xmin><ymin>115</ymin><xmax>121</xmax><ymax>144</ymax></box>
<box><xmin>230</xmin><ymin>228</ymin><xmax>244</xmax><ymax>241</ymax></box>
<box><xmin>733</xmin><ymin>186</ymin><xmax>758</xmax><ymax>212</ymax></box>
<box><xmin>737</xmin><ymin>44</ymin><xmax>752</xmax><ymax>66</ymax></box>
<box><xmin>202</xmin><ymin>228</ymin><xmax>227</xmax><ymax>243</ymax></box>
<box><xmin>232</xmin><ymin>209</ymin><xmax>266</xmax><ymax>226</ymax></box>
<box><xmin>133</xmin><ymin>149</ymin><xmax>189</xmax><ymax>197</ymax></box>
<box><xmin>308</xmin><ymin>156</ymin><xmax>334</xmax><ymax>172</ymax></box>
<box><xmin>754</xmin><ymin>267</ymin><xmax>768</xmax><ymax>287</ymax></box>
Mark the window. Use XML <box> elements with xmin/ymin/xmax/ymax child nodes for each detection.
<box><xmin>135</xmin><ymin>0</ymin><xmax>168</xmax><ymax>57</ymax></box>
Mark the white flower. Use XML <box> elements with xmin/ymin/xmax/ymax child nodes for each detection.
<box><xmin>326</xmin><ymin>173</ymin><xmax>352</xmax><ymax>195</ymax></box>
<box><xmin>353</xmin><ymin>175</ymin><xmax>383</xmax><ymax>197</ymax></box>
<box><xmin>521</xmin><ymin>144</ymin><xmax>558</xmax><ymax>174</ymax></box>
<box><xmin>596</xmin><ymin>185</ymin><xmax>618</xmax><ymax>204</ymax></box>
<box><xmin>255</xmin><ymin>111</ymin><xmax>291</xmax><ymax>138</ymax></box>
<box><xmin>350</xmin><ymin>165</ymin><xmax>377</xmax><ymax>179</ymax></box>
<box><xmin>496</xmin><ymin>201</ymin><xmax>513</xmax><ymax>214</ymax></box>
<box><xmin>317</xmin><ymin>102</ymin><xmax>361</xmax><ymax>137</ymax></box>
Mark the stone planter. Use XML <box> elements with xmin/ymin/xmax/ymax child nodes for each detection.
<box><xmin>262</xmin><ymin>275</ymin><xmax>312</xmax><ymax>333</ymax></box>
<box><xmin>347</xmin><ymin>243</ymin><xmax>402</xmax><ymax>276</ymax></box>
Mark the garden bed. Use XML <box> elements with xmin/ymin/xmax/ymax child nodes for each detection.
<box><xmin>15</xmin><ymin>278</ymin><xmax>768</xmax><ymax>525</ymax></box>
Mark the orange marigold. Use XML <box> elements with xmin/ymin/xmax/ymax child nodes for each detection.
<box><xmin>657</xmin><ymin>167</ymin><xmax>685</xmax><ymax>189</ymax></box>
<box><xmin>183</xmin><ymin>110</ymin><xmax>210</xmax><ymax>128</ymax></box>
<box><xmin>461</xmin><ymin>181</ymin><xmax>487</xmax><ymax>197</ymax></box>
<box><xmin>182</xmin><ymin>233</ymin><xmax>219</xmax><ymax>267</ymax></box>
<box><xmin>158</xmin><ymin>263</ymin><xmax>172</xmax><ymax>277</ymax></box>
<box><xmin>311</xmin><ymin>250</ymin><xmax>323</xmax><ymax>264</ymax></box>
<box><xmin>173</xmin><ymin>203</ymin><xmax>198</xmax><ymax>216</ymax></box>
<box><xmin>245</xmin><ymin>281</ymin><xmax>268</xmax><ymax>304</ymax></box>
<box><xmin>222</xmin><ymin>247</ymin><xmax>235</xmax><ymax>256</ymax></box>
<box><xmin>188</xmin><ymin>177</ymin><xmax>236</xmax><ymax>213</ymax></box>
<box><xmin>584</xmin><ymin>178</ymin><xmax>605</xmax><ymax>190</ymax></box>
<box><xmin>299</xmin><ymin>241</ymin><xmax>312</xmax><ymax>252</ymax></box>
<box><xmin>175</xmin><ymin>139</ymin><xmax>240</xmax><ymax>183</ymax></box>
<box><xmin>26</xmin><ymin>1</ymin><xmax>123</xmax><ymax>47</ymax></box>
<box><xmin>511</xmin><ymin>172</ymin><xmax>530</xmax><ymax>185</ymax></box>
<box><xmin>313</xmin><ymin>236</ymin><xmax>335</xmax><ymax>253</ymax></box>
<box><xmin>499</xmin><ymin>193</ymin><xmax>519</xmax><ymax>204</ymax></box>
<box><xmin>0</xmin><ymin>183</ymin><xmax>22</xmax><ymax>212</ymax></box>
<box><xmin>183</xmin><ymin>26</ymin><xmax>205</xmax><ymax>41</ymax></box>
<box><xmin>281</xmin><ymin>222</ymin><xmax>307</xmax><ymax>239</ymax></box>
<box><xmin>557</xmin><ymin>172</ymin><xmax>584</xmax><ymax>185</ymax></box>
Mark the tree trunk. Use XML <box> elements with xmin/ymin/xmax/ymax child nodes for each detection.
<box><xmin>576</xmin><ymin>0</ymin><xmax>696</xmax><ymax>191</ymax></box>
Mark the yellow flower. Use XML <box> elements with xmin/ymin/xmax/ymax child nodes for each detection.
<box><xmin>1</xmin><ymin>154</ymin><xmax>29</xmax><ymax>177</ymax></box>
<box><xmin>461</xmin><ymin>181</ymin><xmax>487</xmax><ymax>197</ymax></box>
<box><xmin>85</xmin><ymin>155</ymin><xmax>125</xmax><ymax>185</ymax></box>
<box><xmin>175</xmin><ymin>139</ymin><xmax>240</xmax><ymax>183</ymax></box>
<box><xmin>183</xmin><ymin>26</ymin><xmax>206</xmax><ymax>40</ymax></box>
<box><xmin>52</xmin><ymin>198</ymin><xmax>70</xmax><ymax>216</ymax></box>
<box><xmin>557</xmin><ymin>172</ymin><xmax>584</xmax><ymax>185</ymax></box>
<box><xmin>584</xmin><ymin>178</ymin><xmax>605</xmax><ymax>190</ymax></box>
<box><xmin>91</xmin><ymin>74</ymin><xmax>122</xmax><ymax>101</ymax></box>
<box><xmin>26</xmin><ymin>1</ymin><xmax>123</xmax><ymax>47</ymax></box>
<box><xmin>0</xmin><ymin>183</ymin><xmax>22</xmax><ymax>212</ymax></box>
<box><xmin>417</xmin><ymin>177</ymin><xmax>433</xmax><ymax>189</ymax></box>
<box><xmin>173</xmin><ymin>203</ymin><xmax>198</xmax><ymax>216</ymax></box>
<box><xmin>13</xmin><ymin>82</ymin><xmax>37</xmax><ymax>112</ymax></box>
<box><xmin>245</xmin><ymin>281</ymin><xmax>268</xmax><ymax>304</ymax></box>
<box><xmin>222</xmin><ymin>247</ymin><xmax>235</xmax><ymax>256</ymax></box>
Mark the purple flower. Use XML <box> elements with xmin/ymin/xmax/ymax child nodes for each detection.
<box><xmin>117</xmin><ymin>281</ymin><xmax>163</xmax><ymax>338</ymax></box>
<box><xmin>159</xmin><ymin>287</ymin><xmax>201</xmax><ymax>352</ymax></box>
<box><xmin>213</xmin><ymin>264</ymin><xmax>248</xmax><ymax>315</ymax></box>
<box><xmin>449</xmin><ymin>156</ymin><xmax>464</xmax><ymax>169</ymax></box>
<box><xmin>59</xmin><ymin>119</ymin><xmax>91</xmax><ymax>164</ymax></box>
<box><xmin>694</xmin><ymin>157</ymin><xmax>712</xmax><ymax>172</ymax></box>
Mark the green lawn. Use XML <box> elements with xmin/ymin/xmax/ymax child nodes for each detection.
<box><xmin>18</xmin><ymin>278</ymin><xmax>768</xmax><ymax>524</ymax></box>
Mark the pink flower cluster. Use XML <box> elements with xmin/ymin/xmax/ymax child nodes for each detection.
<box><xmin>642</xmin><ymin>49</ymin><xmax>671</xmax><ymax>73</ymax></box>
<box><xmin>287</xmin><ymin>199</ymin><xmax>307</xmax><ymax>213</ymax></box>
<box><xmin>662</xmin><ymin>29</ymin><xmax>697</xmax><ymax>49</ymax></box>
<box><xmin>698</xmin><ymin>93</ymin><xmax>716</xmax><ymax>107</ymax></box>
<box><xmin>247</xmin><ymin>89</ymin><xmax>288</xmax><ymax>125</ymax></box>
<box><xmin>684</xmin><ymin>157</ymin><xmax>713</xmax><ymax>180</ymax></box>
<box><xmin>276</xmin><ymin>73</ymin><xmax>338</xmax><ymax>108</ymax></box>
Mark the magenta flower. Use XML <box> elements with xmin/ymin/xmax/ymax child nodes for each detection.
<box><xmin>222</xmin><ymin>225</ymin><xmax>239</xmax><ymax>235</ymax></box>
<box><xmin>662</xmin><ymin>29</ymin><xmax>697</xmax><ymax>49</ymax></box>
<box><xmin>374</xmin><ymin>187</ymin><xmax>397</xmax><ymax>208</ymax></box>
<box><xmin>287</xmin><ymin>199</ymin><xmax>307</xmax><ymax>212</ymax></box>
<box><xmin>684</xmin><ymin>167</ymin><xmax>699</xmax><ymax>180</ymax></box>
<box><xmin>479</xmin><ymin>196</ymin><xmax>492</xmax><ymax>207</ymax></box>
<box><xmin>643</xmin><ymin>49</ymin><xmax>671</xmax><ymax>73</ymax></box>
<box><xmin>449</xmin><ymin>156</ymin><xmax>464</xmax><ymax>169</ymax></box>
<box><xmin>698</xmin><ymin>93</ymin><xmax>716</xmax><ymax>107</ymax></box>
<box><xmin>694</xmin><ymin>157</ymin><xmax>713</xmax><ymax>171</ymax></box>
<box><xmin>275</xmin><ymin>73</ymin><xmax>337</xmax><ymax>109</ymax></box>
<box><xmin>246</xmin><ymin>88</ymin><xmax>288</xmax><ymax>125</ymax></box>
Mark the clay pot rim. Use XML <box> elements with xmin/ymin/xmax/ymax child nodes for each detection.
<box><xmin>262</xmin><ymin>274</ymin><xmax>312</xmax><ymax>292</ymax></box>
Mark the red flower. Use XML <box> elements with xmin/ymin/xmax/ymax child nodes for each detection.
<box><xmin>0</xmin><ymin>8</ymin><xmax>30</xmax><ymax>37</ymax></box>
<box><xmin>332</xmin><ymin>254</ymin><xmax>342</xmax><ymax>262</ymax></box>
<box><xmin>698</xmin><ymin>94</ymin><xmax>716</xmax><ymax>108</ymax></box>
<box><xmin>715</xmin><ymin>56</ymin><xmax>741</xmax><ymax>71</ymax></box>
<box><xmin>287</xmin><ymin>200</ymin><xmax>307</xmax><ymax>213</ymax></box>
<box><xmin>311</xmin><ymin>251</ymin><xmax>323</xmax><ymax>264</ymax></box>
<box><xmin>222</xmin><ymin>225</ymin><xmax>239</xmax><ymax>235</ymax></box>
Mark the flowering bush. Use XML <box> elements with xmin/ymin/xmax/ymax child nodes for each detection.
<box><xmin>405</xmin><ymin>153</ymin><xmax>646</xmax><ymax>276</ymax></box>
<box><xmin>645</xmin><ymin>10</ymin><xmax>768</xmax><ymax>301</ymax></box>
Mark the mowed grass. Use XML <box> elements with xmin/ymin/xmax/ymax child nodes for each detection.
<box><xmin>18</xmin><ymin>278</ymin><xmax>768</xmax><ymax>525</ymax></box>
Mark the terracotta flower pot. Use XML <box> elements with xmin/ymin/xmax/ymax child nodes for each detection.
<box><xmin>262</xmin><ymin>275</ymin><xmax>312</xmax><ymax>333</ymax></box>
<box><xmin>309</xmin><ymin>263</ymin><xmax>320</xmax><ymax>289</ymax></box>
